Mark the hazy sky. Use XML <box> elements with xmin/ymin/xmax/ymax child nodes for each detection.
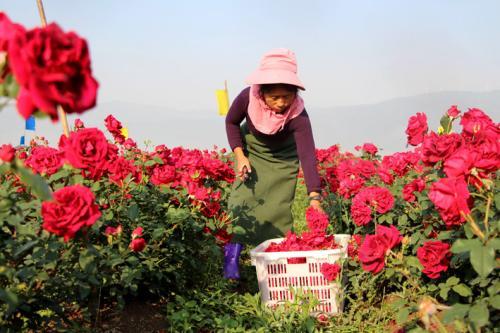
<box><xmin>1</xmin><ymin>1</ymin><xmax>500</xmax><ymax>149</ymax></box>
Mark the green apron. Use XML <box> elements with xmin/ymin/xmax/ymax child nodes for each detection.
<box><xmin>228</xmin><ymin>123</ymin><xmax>299</xmax><ymax>246</ymax></box>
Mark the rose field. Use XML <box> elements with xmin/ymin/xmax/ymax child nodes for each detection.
<box><xmin>1</xmin><ymin>11</ymin><xmax>499</xmax><ymax>333</ymax></box>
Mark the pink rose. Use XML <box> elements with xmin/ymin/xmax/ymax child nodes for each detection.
<box><xmin>406</xmin><ymin>113</ymin><xmax>428</xmax><ymax>146</ymax></box>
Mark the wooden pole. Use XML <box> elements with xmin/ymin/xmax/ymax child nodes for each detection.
<box><xmin>36</xmin><ymin>0</ymin><xmax>70</xmax><ymax>137</ymax></box>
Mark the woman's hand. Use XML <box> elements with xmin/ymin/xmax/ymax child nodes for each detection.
<box><xmin>234</xmin><ymin>147</ymin><xmax>252</xmax><ymax>182</ymax></box>
<box><xmin>308</xmin><ymin>192</ymin><xmax>324</xmax><ymax>213</ymax></box>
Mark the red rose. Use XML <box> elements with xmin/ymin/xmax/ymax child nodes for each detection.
<box><xmin>131</xmin><ymin>226</ymin><xmax>143</xmax><ymax>238</ymax></box>
<box><xmin>472</xmin><ymin>137</ymin><xmax>500</xmax><ymax>175</ymax></box>
<box><xmin>382</xmin><ymin>152</ymin><xmax>420</xmax><ymax>177</ymax></box>
<box><xmin>105</xmin><ymin>225</ymin><xmax>122</xmax><ymax>236</ymax></box>
<box><xmin>0</xmin><ymin>13</ymin><xmax>25</xmax><ymax>52</ymax></box>
<box><xmin>104</xmin><ymin>115</ymin><xmax>126</xmax><ymax>144</ymax></box>
<box><xmin>350</xmin><ymin>200</ymin><xmax>372</xmax><ymax>226</ymax></box>
<box><xmin>406</xmin><ymin>113</ymin><xmax>428</xmax><ymax>146</ymax></box>
<box><xmin>0</xmin><ymin>144</ymin><xmax>15</xmax><ymax>162</ymax></box>
<box><xmin>428</xmin><ymin>177</ymin><xmax>471</xmax><ymax>227</ymax></box>
<box><xmin>129</xmin><ymin>238</ymin><xmax>146</xmax><ymax>252</ymax></box>
<box><xmin>417</xmin><ymin>241</ymin><xmax>451</xmax><ymax>279</ymax></box>
<box><xmin>24</xmin><ymin>146</ymin><xmax>63</xmax><ymax>175</ymax></box>
<box><xmin>59</xmin><ymin>128</ymin><xmax>114</xmax><ymax>179</ymax></box>
<box><xmin>123</xmin><ymin>138</ymin><xmax>137</xmax><ymax>149</ymax></box>
<box><xmin>421</xmin><ymin>132</ymin><xmax>463</xmax><ymax>165</ymax></box>
<box><xmin>350</xmin><ymin>186</ymin><xmax>394</xmax><ymax>226</ymax></box>
<box><xmin>376</xmin><ymin>225</ymin><xmax>402</xmax><ymax>250</ymax></box>
<box><xmin>358</xmin><ymin>235</ymin><xmax>388</xmax><ymax>274</ymax></box>
<box><xmin>320</xmin><ymin>263</ymin><xmax>341</xmax><ymax>282</ymax></box>
<box><xmin>447</xmin><ymin>105</ymin><xmax>460</xmax><ymax>118</ymax></box>
<box><xmin>8</xmin><ymin>23</ymin><xmax>98</xmax><ymax>119</ymax></box>
<box><xmin>74</xmin><ymin>118</ymin><xmax>85</xmax><ymax>129</ymax></box>
<box><xmin>402</xmin><ymin>178</ymin><xmax>426</xmax><ymax>202</ymax></box>
<box><xmin>150</xmin><ymin>164</ymin><xmax>177</xmax><ymax>185</ymax></box>
<box><xmin>41</xmin><ymin>185</ymin><xmax>101</xmax><ymax>241</ymax></box>
<box><xmin>305</xmin><ymin>206</ymin><xmax>329</xmax><ymax>232</ymax></box>
<box><xmin>443</xmin><ymin>148</ymin><xmax>474</xmax><ymax>179</ymax></box>
<box><xmin>460</xmin><ymin>108</ymin><xmax>494</xmax><ymax>139</ymax></box>
<box><xmin>358</xmin><ymin>225</ymin><xmax>401</xmax><ymax>274</ymax></box>
<box><xmin>377</xmin><ymin>167</ymin><xmax>394</xmax><ymax>185</ymax></box>
<box><xmin>107</xmin><ymin>156</ymin><xmax>141</xmax><ymax>185</ymax></box>
<box><xmin>361</xmin><ymin>143</ymin><xmax>378</xmax><ymax>155</ymax></box>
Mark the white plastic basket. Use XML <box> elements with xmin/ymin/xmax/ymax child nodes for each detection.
<box><xmin>250</xmin><ymin>234</ymin><xmax>350</xmax><ymax>315</ymax></box>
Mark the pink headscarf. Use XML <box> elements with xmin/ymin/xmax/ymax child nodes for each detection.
<box><xmin>247</xmin><ymin>85</ymin><xmax>305</xmax><ymax>135</ymax></box>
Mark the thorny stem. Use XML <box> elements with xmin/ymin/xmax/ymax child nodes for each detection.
<box><xmin>430</xmin><ymin>313</ymin><xmax>449</xmax><ymax>333</ymax></box>
<box><xmin>483</xmin><ymin>195</ymin><xmax>491</xmax><ymax>234</ymax></box>
<box><xmin>461</xmin><ymin>212</ymin><xmax>485</xmax><ymax>241</ymax></box>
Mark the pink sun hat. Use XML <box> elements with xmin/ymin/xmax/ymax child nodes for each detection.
<box><xmin>245</xmin><ymin>48</ymin><xmax>305</xmax><ymax>90</ymax></box>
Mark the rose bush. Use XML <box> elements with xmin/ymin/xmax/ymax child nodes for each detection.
<box><xmin>318</xmin><ymin>106</ymin><xmax>499</xmax><ymax>331</ymax></box>
<box><xmin>0</xmin><ymin>115</ymin><xmax>236</xmax><ymax>330</ymax></box>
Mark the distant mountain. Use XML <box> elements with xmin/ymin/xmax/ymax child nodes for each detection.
<box><xmin>311</xmin><ymin>90</ymin><xmax>500</xmax><ymax>153</ymax></box>
<box><xmin>1</xmin><ymin>90</ymin><xmax>498</xmax><ymax>154</ymax></box>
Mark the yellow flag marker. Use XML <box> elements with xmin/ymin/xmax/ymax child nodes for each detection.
<box><xmin>120</xmin><ymin>127</ymin><xmax>129</xmax><ymax>139</ymax></box>
<box><xmin>216</xmin><ymin>80</ymin><xmax>229</xmax><ymax>116</ymax></box>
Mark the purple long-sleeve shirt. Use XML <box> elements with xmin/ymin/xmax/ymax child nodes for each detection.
<box><xmin>225</xmin><ymin>87</ymin><xmax>321</xmax><ymax>194</ymax></box>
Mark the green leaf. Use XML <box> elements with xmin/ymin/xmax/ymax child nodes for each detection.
<box><xmin>128</xmin><ymin>204</ymin><xmax>139</xmax><ymax>220</ymax></box>
<box><xmin>470</xmin><ymin>242</ymin><xmax>495</xmax><ymax>277</ymax></box>
<box><xmin>442</xmin><ymin>303</ymin><xmax>469</xmax><ymax>324</ymax></box>
<box><xmin>494</xmin><ymin>192</ymin><xmax>500</xmax><ymax>211</ymax></box>
<box><xmin>232</xmin><ymin>226</ymin><xmax>246</xmax><ymax>235</ymax></box>
<box><xmin>439</xmin><ymin>286</ymin><xmax>450</xmax><ymax>300</ymax></box>
<box><xmin>439</xmin><ymin>115</ymin><xmax>452</xmax><ymax>133</ymax></box>
<box><xmin>488</xmin><ymin>238</ymin><xmax>500</xmax><ymax>250</ymax></box>
<box><xmin>0</xmin><ymin>288</ymin><xmax>19</xmax><ymax>313</ymax></box>
<box><xmin>446</xmin><ymin>276</ymin><xmax>459</xmax><ymax>287</ymax></box>
<box><xmin>16</xmin><ymin>165</ymin><xmax>53</xmax><ymax>201</ymax></box>
<box><xmin>468</xmin><ymin>302</ymin><xmax>489</xmax><ymax>328</ymax></box>
<box><xmin>406</xmin><ymin>256</ymin><xmax>423</xmax><ymax>270</ymax></box>
<box><xmin>489</xmin><ymin>295</ymin><xmax>500</xmax><ymax>310</ymax></box>
<box><xmin>437</xmin><ymin>231</ymin><xmax>452</xmax><ymax>240</ymax></box>
<box><xmin>396</xmin><ymin>307</ymin><xmax>409</xmax><ymax>324</ymax></box>
<box><xmin>397</xmin><ymin>214</ymin><xmax>408</xmax><ymax>225</ymax></box>
<box><xmin>13</xmin><ymin>240</ymin><xmax>39</xmax><ymax>259</ymax></box>
<box><xmin>79</xmin><ymin>249</ymin><xmax>95</xmax><ymax>271</ymax></box>
<box><xmin>144</xmin><ymin>160</ymin><xmax>157</xmax><ymax>167</ymax></box>
<box><xmin>452</xmin><ymin>284</ymin><xmax>472</xmax><ymax>297</ymax></box>
<box><xmin>451</xmin><ymin>238</ymin><xmax>480</xmax><ymax>254</ymax></box>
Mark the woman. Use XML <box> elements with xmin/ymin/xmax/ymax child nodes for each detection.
<box><xmin>223</xmin><ymin>48</ymin><xmax>323</xmax><ymax>279</ymax></box>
